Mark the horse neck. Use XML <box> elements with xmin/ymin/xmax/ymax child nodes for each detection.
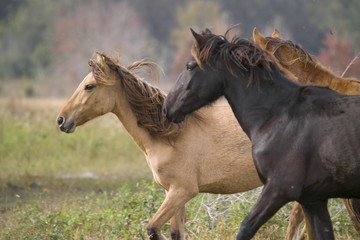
<box><xmin>288</xmin><ymin>60</ymin><xmax>360</xmax><ymax>94</ymax></box>
<box><xmin>112</xmin><ymin>84</ymin><xmax>154</xmax><ymax>154</ymax></box>
<box><xmin>328</xmin><ymin>76</ymin><xmax>360</xmax><ymax>95</ymax></box>
<box><xmin>288</xmin><ymin>58</ymin><xmax>337</xmax><ymax>87</ymax></box>
<box><xmin>224</xmin><ymin>69</ymin><xmax>299</xmax><ymax>139</ymax></box>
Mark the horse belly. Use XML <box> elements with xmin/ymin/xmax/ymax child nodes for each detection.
<box><xmin>318</xmin><ymin>132</ymin><xmax>360</xmax><ymax>184</ymax></box>
<box><xmin>197</xmin><ymin>152</ymin><xmax>262</xmax><ymax>194</ymax></box>
<box><xmin>303</xmin><ymin>132</ymin><xmax>360</xmax><ymax>199</ymax></box>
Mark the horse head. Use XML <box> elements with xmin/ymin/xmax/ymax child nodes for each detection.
<box><xmin>164</xmin><ymin>29</ymin><xmax>226</xmax><ymax>123</ymax></box>
<box><xmin>253</xmin><ymin>28</ymin><xmax>333</xmax><ymax>86</ymax></box>
<box><xmin>57</xmin><ymin>53</ymin><xmax>118</xmax><ymax>133</ymax></box>
<box><xmin>253</xmin><ymin>28</ymin><xmax>299</xmax><ymax>63</ymax></box>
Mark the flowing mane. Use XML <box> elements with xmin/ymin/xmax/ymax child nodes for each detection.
<box><xmin>191</xmin><ymin>29</ymin><xmax>291</xmax><ymax>87</ymax></box>
<box><xmin>88</xmin><ymin>53</ymin><xmax>181</xmax><ymax>137</ymax></box>
<box><xmin>263</xmin><ymin>37</ymin><xmax>317</xmax><ymax>65</ymax></box>
<box><xmin>259</xmin><ymin>34</ymin><xmax>360</xmax><ymax>94</ymax></box>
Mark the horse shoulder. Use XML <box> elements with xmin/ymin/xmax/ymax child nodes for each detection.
<box><xmin>183</xmin><ymin>105</ymin><xmax>261</xmax><ymax>193</ymax></box>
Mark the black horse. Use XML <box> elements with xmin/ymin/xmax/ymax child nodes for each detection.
<box><xmin>163</xmin><ymin>28</ymin><xmax>360</xmax><ymax>240</ymax></box>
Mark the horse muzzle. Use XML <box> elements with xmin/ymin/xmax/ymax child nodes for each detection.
<box><xmin>57</xmin><ymin>116</ymin><xmax>76</xmax><ymax>133</ymax></box>
<box><xmin>163</xmin><ymin>105</ymin><xmax>185</xmax><ymax>124</ymax></box>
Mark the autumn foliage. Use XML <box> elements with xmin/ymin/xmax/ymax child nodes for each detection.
<box><xmin>318</xmin><ymin>33</ymin><xmax>360</xmax><ymax>78</ymax></box>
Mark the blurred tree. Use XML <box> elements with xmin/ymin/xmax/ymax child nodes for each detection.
<box><xmin>171</xmin><ymin>0</ymin><xmax>227</xmax><ymax>45</ymax></box>
<box><xmin>0</xmin><ymin>0</ymin><xmax>57</xmax><ymax>79</ymax></box>
<box><xmin>315</xmin><ymin>0</ymin><xmax>360</xmax><ymax>45</ymax></box>
<box><xmin>169</xmin><ymin>0</ymin><xmax>231</xmax><ymax>82</ymax></box>
<box><xmin>129</xmin><ymin>0</ymin><xmax>184</xmax><ymax>44</ymax></box>
<box><xmin>0</xmin><ymin>0</ymin><xmax>22</xmax><ymax>22</ymax></box>
<box><xmin>49</xmin><ymin>0</ymin><xmax>155</xmax><ymax>96</ymax></box>
<box><xmin>1</xmin><ymin>0</ymin><xmax>359</xmax><ymax>96</ymax></box>
<box><xmin>318</xmin><ymin>33</ymin><xmax>360</xmax><ymax>78</ymax></box>
<box><xmin>217</xmin><ymin>0</ymin><xmax>325</xmax><ymax>54</ymax></box>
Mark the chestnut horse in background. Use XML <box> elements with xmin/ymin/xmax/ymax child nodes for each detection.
<box><xmin>57</xmin><ymin>52</ymin><xmax>266</xmax><ymax>240</ymax></box>
<box><xmin>163</xmin><ymin>28</ymin><xmax>360</xmax><ymax>240</ymax></box>
<box><xmin>253</xmin><ymin>28</ymin><xmax>360</xmax><ymax>93</ymax></box>
<box><xmin>253</xmin><ymin>28</ymin><xmax>360</xmax><ymax>240</ymax></box>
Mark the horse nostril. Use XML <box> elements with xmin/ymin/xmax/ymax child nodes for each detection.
<box><xmin>57</xmin><ymin>116</ymin><xmax>65</xmax><ymax>126</ymax></box>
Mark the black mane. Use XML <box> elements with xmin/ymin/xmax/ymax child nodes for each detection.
<box><xmin>191</xmin><ymin>30</ymin><xmax>283</xmax><ymax>87</ymax></box>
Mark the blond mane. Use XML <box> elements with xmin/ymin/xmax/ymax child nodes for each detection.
<box><xmin>89</xmin><ymin>53</ymin><xmax>182</xmax><ymax>138</ymax></box>
<box><xmin>263</xmin><ymin>37</ymin><xmax>317</xmax><ymax>66</ymax></box>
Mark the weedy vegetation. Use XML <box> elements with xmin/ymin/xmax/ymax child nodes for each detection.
<box><xmin>0</xmin><ymin>98</ymin><xmax>356</xmax><ymax>239</ymax></box>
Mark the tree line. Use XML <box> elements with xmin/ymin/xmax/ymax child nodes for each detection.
<box><xmin>0</xmin><ymin>0</ymin><xmax>359</xmax><ymax>96</ymax></box>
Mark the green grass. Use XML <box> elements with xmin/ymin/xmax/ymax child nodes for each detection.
<box><xmin>0</xmin><ymin>98</ymin><xmax>149</xmax><ymax>179</ymax></box>
<box><xmin>0</xmin><ymin>181</ymin><xmax>356</xmax><ymax>240</ymax></box>
<box><xmin>0</xmin><ymin>98</ymin><xmax>358</xmax><ymax>239</ymax></box>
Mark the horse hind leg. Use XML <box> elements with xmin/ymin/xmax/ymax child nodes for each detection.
<box><xmin>285</xmin><ymin>202</ymin><xmax>305</xmax><ymax>240</ymax></box>
<box><xmin>302</xmin><ymin>211</ymin><xmax>315</xmax><ymax>240</ymax></box>
<box><xmin>301</xmin><ymin>200</ymin><xmax>335</xmax><ymax>240</ymax></box>
<box><xmin>343</xmin><ymin>198</ymin><xmax>360</xmax><ymax>236</ymax></box>
<box><xmin>286</xmin><ymin>201</ymin><xmax>316</xmax><ymax>240</ymax></box>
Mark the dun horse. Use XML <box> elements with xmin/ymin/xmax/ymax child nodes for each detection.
<box><xmin>57</xmin><ymin>52</ymin><xmax>265</xmax><ymax>240</ymax></box>
<box><xmin>253</xmin><ymin>28</ymin><xmax>360</xmax><ymax>240</ymax></box>
<box><xmin>164</xmin><ymin>29</ymin><xmax>360</xmax><ymax>240</ymax></box>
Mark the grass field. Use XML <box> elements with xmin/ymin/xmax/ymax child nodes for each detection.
<box><xmin>0</xmin><ymin>98</ymin><xmax>357</xmax><ymax>239</ymax></box>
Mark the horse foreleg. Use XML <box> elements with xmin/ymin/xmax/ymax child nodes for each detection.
<box><xmin>285</xmin><ymin>202</ymin><xmax>305</xmax><ymax>240</ymax></box>
<box><xmin>169</xmin><ymin>206</ymin><xmax>185</xmax><ymax>240</ymax></box>
<box><xmin>236</xmin><ymin>185</ymin><xmax>289</xmax><ymax>240</ymax></box>
<box><xmin>301</xmin><ymin>200</ymin><xmax>334</xmax><ymax>240</ymax></box>
<box><xmin>146</xmin><ymin>186</ymin><xmax>197</xmax><ymax>240</ymax></box>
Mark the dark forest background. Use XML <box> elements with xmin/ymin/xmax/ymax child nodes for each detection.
<box><xmin>1</xmin><ymin>0</ymin><xmax>359</xmax><ymax>97</ymax></box>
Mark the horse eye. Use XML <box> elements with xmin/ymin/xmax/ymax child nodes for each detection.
<box><xmin>84</xmin><ymin>84</ymin><xmax>95</xmax><ymax>91</ymax></box>
<box><xmin>186</xmin><ymin>62</ymin><xmax>197</xmax><ymax>71</ymax></box>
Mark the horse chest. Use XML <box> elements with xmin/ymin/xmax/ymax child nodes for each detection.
<box><xmin>251</xmin><ymin>137</ymin><xmax>282</xmax><ymax>183</ymax></box>
<box><xmin>251</xmin><ymin>126</ymin><xmax>309</xmax><ymax>184</ymax></box>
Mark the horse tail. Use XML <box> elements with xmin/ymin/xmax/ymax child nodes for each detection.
<box><xmin>343</xmin><ymin>199</ymin><xmax>360</xmax><ymax>234</ymax></box>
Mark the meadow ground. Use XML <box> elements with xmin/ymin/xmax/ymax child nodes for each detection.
<box><xmin>0</xmin><ymin>98</ymin><xmax>357</xmax><ymax>239</ymax></box>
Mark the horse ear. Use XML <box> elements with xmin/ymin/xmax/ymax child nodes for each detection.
<box><xmin>204</xmin><ymin>28</ymin><xmax>212</xmax><ymax>34</ymax></box>
<box><xmin>95</xmin><ymin>52</ymin><xmax>106</xmax><ymax>71</ymax></box>
<box><xmin>253</xmin><ymin>28</ymin><xmax>266</xmax><ymax>47</ymax></box>
<box><xmin>93</xmin><ymin>52</ymin><xmax>117</xmax><ymax>85</ymax></box>
<box><xmin>272</xmin><ymin>29</ymin><xmax>281</xmax><ymax>38</ymax></box>
<box><xmin>190</xmin><ymin>28</ymin><xmax>207</xmax><ymax>49</ymax></box>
